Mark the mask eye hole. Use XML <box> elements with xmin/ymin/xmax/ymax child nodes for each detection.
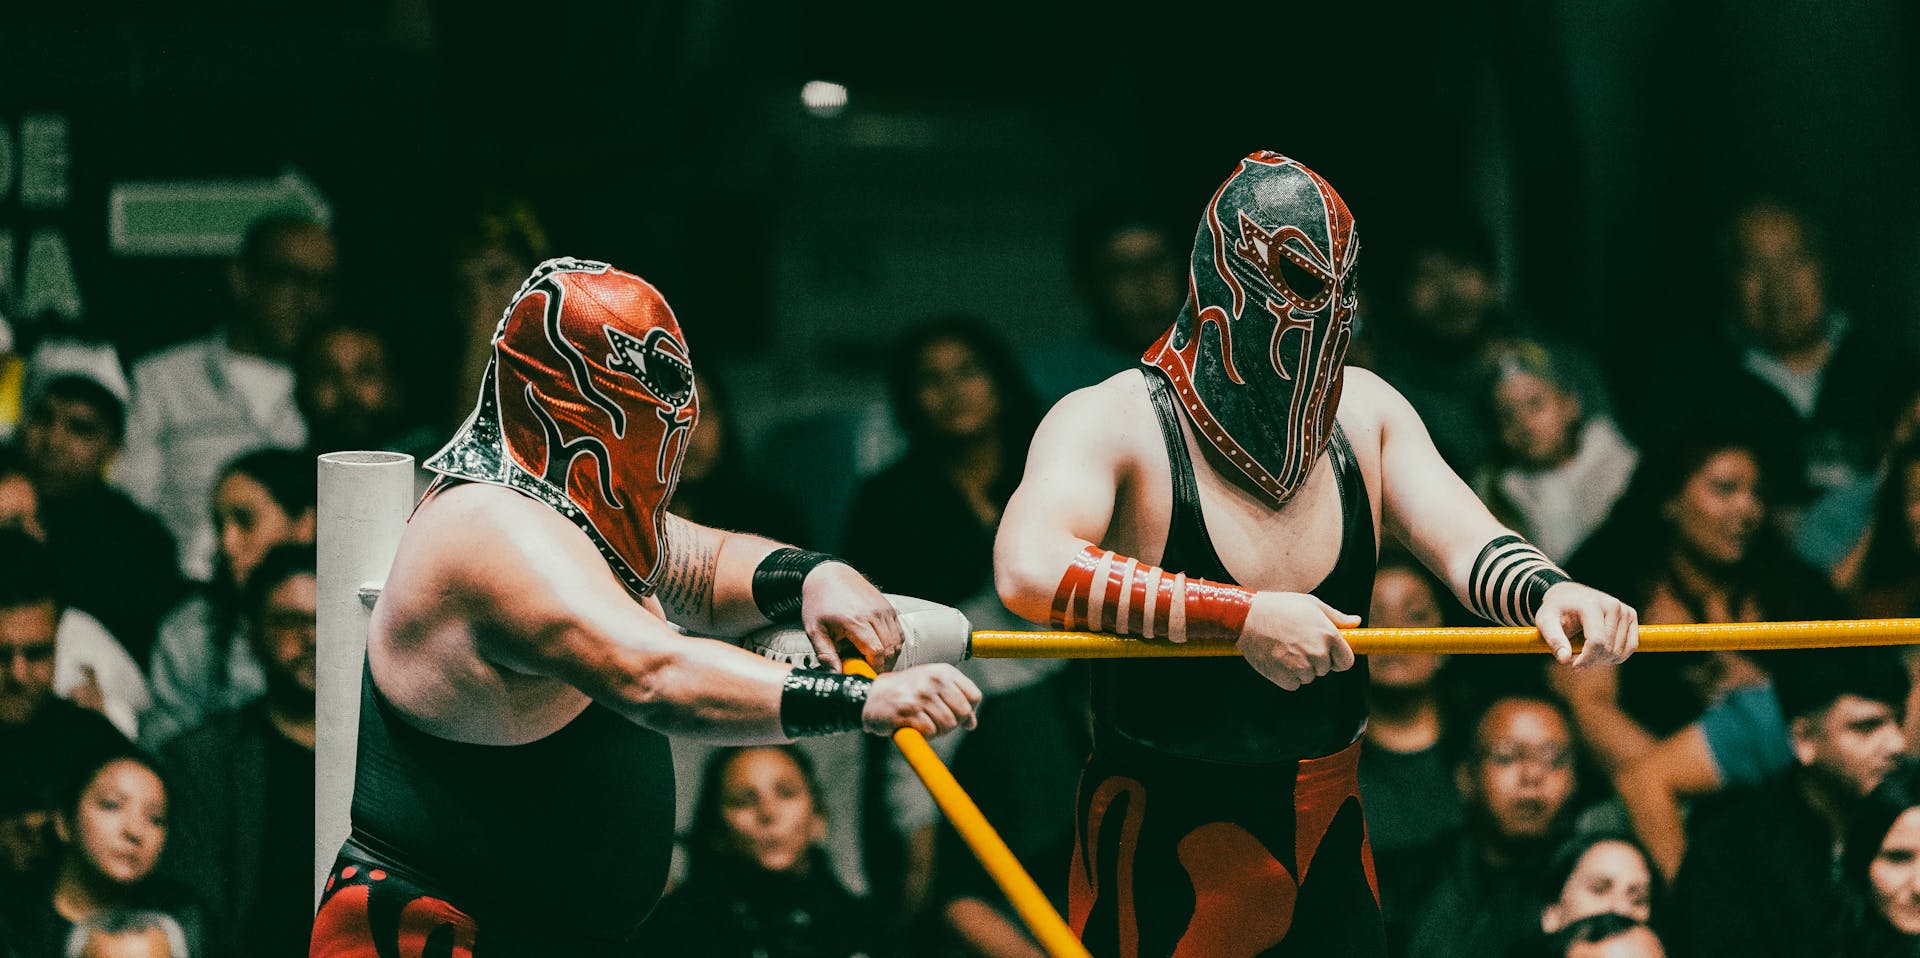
<box><xmin>1276</xmin><ymin>254</ymin><xmax>1328</xmax><ymax>307</ymax></box>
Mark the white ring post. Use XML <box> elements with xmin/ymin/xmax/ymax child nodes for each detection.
<box><xmin>315</xmin><ymin>451</ymin><xmax>414</xmax><ymax>905</ymax></box>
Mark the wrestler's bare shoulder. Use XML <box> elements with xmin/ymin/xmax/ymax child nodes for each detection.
<box><xmin>373</xmin><ymin>483</ymin><xmax>599</xmax><ymax>743</ymax></box>
<box><xmin>1042</xmin><ymin>369</ymin><xmax>1162</xmax><ymax>462</ymax></box>
<box><xmin>1332</xmin><ymin>366</ymin><xmax>1412</xmax><ymax>456</ymax></box>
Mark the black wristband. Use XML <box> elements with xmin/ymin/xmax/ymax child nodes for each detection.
<box><xmin>753</xmin><ymin>548</ymin><xmax>840</xmax><ymax>623</ymax></box>
<box><xmin>780</xmin><ymin>668</ymin><xmax>872</xmax><ymax>738</ymax></box>
<box><xmin>1523</xmin><ymin>567</ymin><xmax>1572</xmax><ymax>619</ymax></box>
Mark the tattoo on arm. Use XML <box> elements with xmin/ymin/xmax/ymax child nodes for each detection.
<box><xmin>654</xmin><ymin>516</ymin><xmax>718</xmax><ymax>622</ymax></box>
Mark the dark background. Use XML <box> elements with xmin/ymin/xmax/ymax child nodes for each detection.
<box><xmin>3</xmin><ymin>0</ymin><xmax>1917</xmax><ymax>434</ymax></box>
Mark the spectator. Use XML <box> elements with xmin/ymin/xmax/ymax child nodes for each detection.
<box><xmin>666</xmin><ymin>371</ymin><xmax>809</xmax><ymax>546</ymax></box>
<box><xmin>294</xmin><ymin>321</ymin><xmax>438</xmax><ymax>463</ymax></box>
<box><xmin>449</xmin><ymin>195</ymin><xmax>549</xmax><ymax>427</ymax></box>
<box><xmin>1836</xmin><ymin>760</ymin><xmax>1920</xmax><ymax>956</ymax></box>
<box><xmin>843</xmin><ymin>316</ymin><xmax>1075</xmax><ymax>951</ymax></box>
<box><xmin>1473</xmin><ymin>341</ymin><xmax>1636</xmax><ymax>564</ymax></box>
<box><xmin>20</xmin><ymin>373</ymin><xmax>183</xmax><ymax>665</ymax></box>
<box><xmin>1025</xmin><ymin>201</ymin><xmax>1185</xmax><ymax>406</ymax></box>
<box><xmin>1364</xmin><ymin>555</ymin><xmax>1469</xmax><ymax>954</ymax></box>
<box><xmin>637</xmin><ymin>746</ymin><xmax>886</xmax><ymax>957</ymax></box>
<box><xmin>1362</xmin><ymin>555</ymin><xmax>1464</xmax><ymax>858</ymax></box>
<box><xmin>1840</xmin><ymin>437</ymin><xmax>1920</xmax><ymax>618</ymax></box>
<box><xmin>1560</xmin><ymin>426</ymin><xmax>1847</xmax><ymax>783</ymax></box>
<box><xmin>1532</xmin><ymin>913</ymin><xmax>1668</xmax><ymax>958</ymax></box>
<box><xmin>0</xmin><ymin>467</ymin><xmax>152</xmax><ymax>741</ymax></box>
<box><xmin>143</xmin><ymin>450</ymin><xmax>314</xmax><ymax>749</ymax></box>
<box><xmin>1372</xmin><ymin>224</ymin><xmax>1513</xmax><ymax>473</ymax></box>
<box><xmin>0</xmin><ymin>530</ymin><xmax>132</xmax><ymax>897</ymax></box>
<box><xmin>1669</xmin><ymin>647</ymin><xmax>1909</xmax><ymax>958</ymax></box>
<box><xmin>847</xmin><ymin>315</ymin><xmax>1042</xmax><ymax>607</ymax></box>
<box><xmin>1405</xmin><ymin>695</ymin><xmax>1582</xmax><ymax>958</ymax></box>
<box><xmin>63</xmin><ymin>909</ymin><xmax>190</xmax><ymax>958</ymax></box>
<box><xmin>160</xmin><ymin>545</ymin><xmax>314</xmax><ymax>957</ymax></box>
<box><xmin>1640</xmin><ymin>201</ymin><xmax>1918</xmax><ymax>507</ymax></box>
<box><xmin>116</xmin><ymin>215</ymin><xmax>329</xmax><ymax>581</ymax></box>
<box><xmin>0</xmin><ymin>755</ymin><xmax>204</xmax><ymax>958</ymax></box>
<box><xmin>1538</xmin><ymin>833</ymin><xmax>1661</xmax><ymax>936</ymax></box>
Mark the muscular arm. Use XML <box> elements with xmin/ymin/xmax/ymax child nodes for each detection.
<box><xmin>995</xmin><ymin>377</ymin><xmax>1356</xmax><ymax>689</ymax></box>
<box><xmin>653</xmin><ymin>513</ymin><xmax>907</xmax><ymax>669</ymax></box>
<box><xmin>444</xmin><ymin>493</ymin><xmax>794</xmax><ymax>742</ymax></box>
<box><xmin>1367</xmin><ymin>369</ymin><xmax>1636</xmax><ymax>664</ymax></box>
<box><xmin>1370</xmin><ymin>369</ymin><xmax>1531</xmax><ymax>612</ymax></box>
<box><xmin>993</xmin><ymin>386</ymin><xmax>1127</xmax><ymax>627</ymax></box>
<box><xmin>419</xmin><ymin>489</ymin><xmax>974</xmax><ymax>742</ymax></box>
<box><xmin>650</xmin><ymin>514</ymin><xmax>776</xmax><ymax>635</ymax></box>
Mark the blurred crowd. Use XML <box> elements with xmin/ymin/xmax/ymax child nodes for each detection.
<box><xmin>0</xmin><ymin>187</ymin><xmax>1917</xmax><ymax>958</ymax></box>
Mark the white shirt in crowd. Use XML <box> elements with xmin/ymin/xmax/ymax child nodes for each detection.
<box><xmin>115</xmin><ymin>335</ymin><xmax>306</xmax><ymax>582</ymax></box>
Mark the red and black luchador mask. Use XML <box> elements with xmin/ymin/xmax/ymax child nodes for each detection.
<box><xmin>1144</xmin><ymin>152</ymin><xmax>1358</xmax><ymax>504</ymax></box>
<box><xmin>426</xmin><ymin>258</ymin><xmax>698</xmax><ymax>596</ymax></box>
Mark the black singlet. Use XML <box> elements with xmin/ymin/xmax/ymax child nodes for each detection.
<box><xmin>341</xmin><ymin>635</ymin><xmax>676</xmax><ymax>954</ymax></box>
<box><xmin>1090</xmin><ymin>369</ymin><xmax>1378</xmax><ymax>764</ymax></box>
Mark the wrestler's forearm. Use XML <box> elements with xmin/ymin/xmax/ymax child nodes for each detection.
<box><xmin>1435</xmin><ymin>532</ymin><xmax>1571</xmax><ymax>628</ymax></box>
<box><xmin>579</xmin><ymin>633</ymin><xmax>794</xmax><ymax>744</ymax></box>
<box><xmin>998</xmin><ymin>538</ymin><xmax>1251</xmax><ymax>641</ymax></box>
<box><xmin>653</xmin><ymin>515</ymin><xmax>786</xmax><ymax>635</ymax></box>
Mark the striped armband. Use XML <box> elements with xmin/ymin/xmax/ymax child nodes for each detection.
<box><xmin>1050</xmin><ymin>544</ymin><xmax>1253</xmax><ymax>641</ymax></box>
<box><xmin>1468</xmin><ymin>534</ymin><xmax>1572</xmax><ymax>626</ymax></box>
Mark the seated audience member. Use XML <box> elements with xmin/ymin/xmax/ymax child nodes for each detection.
<box><xmin>448</xmin><ymin>194</ymin><xmax>550</xmax><ymax>428</ymax></box>
<box><xmin>63</xmin><ymin>909</ymin><xmax>190</xmax><ymax>958</ymax></box>
<box><xmin>0</xmin><ymin>754</ymin><xmax>205</xmax><ymax>958</ymax></box>
<box><xmin>0</xmin><ymin>532</ymin><xmax>132</xmax><ymax>899</ymax></box>
<box><xmin>294</xmin><ymin>321</ymin><xmax>438</xmax><ymax>463</ymax></box>
<box><xmin>637</xmin><ymin>746</ymin><xmax>886</xmax><ymax>958</ymax></box>
<box><xmin>1403</xmin><ymin>695</ymin><xmax>1583</xmax><ymax>958</ymax></box>
<box><xmin>1840</xmin><ymin>437</ymin><xmax>1920</xmax><ymax>618</ymax></box>
<box><xmin>1532</xmin><ymin>913</ymin><xmax>1668</xmax><ymax>958</ymax></box>
<box><xmin>1025</xmin><ymin>200</ymin><xmax>1185</xmax><ymax>406</ymax></box>
<box><xmin>1537</xmin><ymin>833</ymin><xmax>1662</xmax><ymax>939</ymax></box>
<box><xmin>847</xmin><ymin>315</ymin><xmax>1041</xmax><ymax>607</ymax></box>
<box><xmin>845</xmin><ymin>317</ymin><xmax>1076</xmax><ymax>951</ymax></box>
<box><xmin>1362</xmin><ymin>555</ymin><xmax>1465</xmax><ymax>858</ymax></box>
<box><xmin>1473</xmin><ymin>341</ymin><xmax>1636</xmax><ymax>564</ymax></box>
<box><xmin>0</xmin><ymin>485</ymin><xmax>149</xmax><ymax>740</ymax></box>
<box><xmin>19</xmin><ymin>373</ymin><xmax>182</xmax><ymax>666</ymax></box>
<box><xmin>142</xmin><ymin>450</ymin><xmax>314</xmax><ymax>749</ymax></box>
<box><xmin>116</xmin><ymin>215</ymin><xmax>328</xmax><ymax>581</ymax></box>
<box><xmin>1637</xmin><ymin>200</ymin><xmax>1919</xmax><ymax>508</ymax></box>
<box><xmin>160</xmin><ymin>545</ymin><xmax>314</xmax><ymax>957</ymax></box>
<box><xmin>1369</xmin><ymin>223</ymin><xmax>1618</xmax><ymax>476</ymax></box>
<box><xmin>666</xmin><ymin>371</ymin><xmax>809</xmax><ymax>546</ymax></box>
<box><xmin>1670</xmin><ymin>647</ymin><xmax>1909</xmax><ymax>958</ymax></box>
<box><xmin>1559</xmin><ymin>426</ymin><xmax>1847</xmax><ymax>786</ymax></box>
<box><xmin>1836</xmin><ymin>760</ymin><xmax>1920</xmax><ymax>957</ymax></box>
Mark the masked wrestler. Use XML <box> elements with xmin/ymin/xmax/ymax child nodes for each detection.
<box><xmin>312</xmin><ymin>259</ymin><xmax>982</xmax><ymax>958</ymax></box>
<box><xmin>993</xmin><ymin>153</ymin><xmax>1639</xmax><ymax>956</ymax></box>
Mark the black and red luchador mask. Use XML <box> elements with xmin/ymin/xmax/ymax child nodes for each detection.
<box><xmin>426</xmin><ymin>258</ymin><xmax>698</xmax><ymax>596</ymax></box>
<box><xmin>1145</xmin><ymin>152</ymin><xmax>1357</xmax><ymax>504</ymax></box>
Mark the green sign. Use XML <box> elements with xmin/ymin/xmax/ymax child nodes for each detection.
<box><xmin>109</xmin><ymin>167</ymin><xmax>330</xmax><ymax>257</ymax></box>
